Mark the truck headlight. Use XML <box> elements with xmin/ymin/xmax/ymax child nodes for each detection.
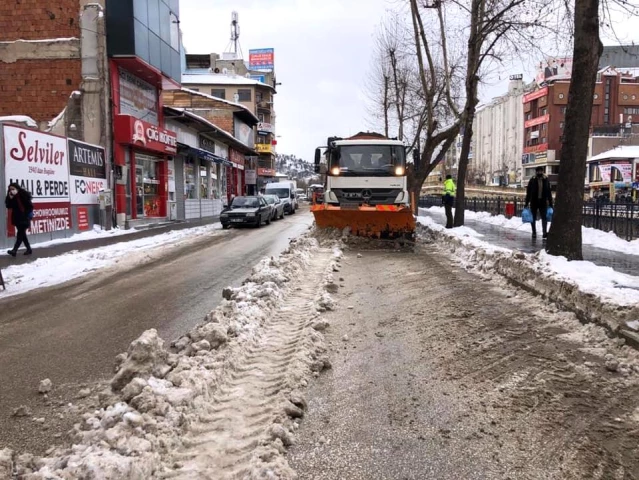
<box><xmin>394</xmin><ymin>191</ymin><xmax>406</xmax><ymax>203</ymax></box>
<box><xmin>395</xmin><ymin>166</ymin><xmax>405</xmax><ymax>176</ymax></box>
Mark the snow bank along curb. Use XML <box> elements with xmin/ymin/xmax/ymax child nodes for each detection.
<box><xmin>417</xmin><ymin>221</ymin><xmax>639</xmax><ymax>346</ymax></box>
<box><xmin>3</xmin><ymin>232</ymin><xmax>343</xmax><ymax>479</ymax></box>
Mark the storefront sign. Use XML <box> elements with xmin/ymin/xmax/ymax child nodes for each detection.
<box><xmin>249</xmin><ymin>48</ymin><xmax>275</xmax><ymax>70</ymax></box>
<box><xmin>119</xmin><ymin>68</ymin><xmax>158</xmax><ymax>125</ymax></box>
<box><xmin>523</xmin><ymin>143</ymin><xmax>548</xmax><ymax>154</ymax></box>
<box><xmin>523</xmin><ymin>87</ymin><xmax>549</xmax><ymax>104</ymax></box>
<box><xmin>3</xmin><ymin>125</ymin><xmax>70</xmax><ymax>203</ymax></box>
<box><xmin>230</xmin><ymin>149</ymin><xmax>245</xmax><ymax>169</ymax></box>
<box><xmin>524</xmin><ymin>114</ymin><xmax>550</xmax><ymax>129</ymax></box>
<box><xmin>245</xmin><ymin>169</ymin><xmax>257</xmax><ymax>184</ymax></box>
<box><xmin>29</xmin><ymin>203</ymin><xmax>72</xmax><ymax>234</ymax></box>
<box><xmin>114</xmin><ymin>115</ymin><xmax>177</xmax><ymax>154</ymax></box>
<box><xmin>257</xmin><ymin>168</ymin><xmax>276</xmax><ymax>176</ymax></box>
<box><xmin>256</xmin><ymin>144</ymin><xmax>272</xmax><ymax>154</ymax></box>
<box><xmin>616</xmin><ymin>163</ymin><xmax>633</xmax><ymax>182</ymax></box>
<box><xmin>599</xmin><ymin>164</ymin><xmax>612</xmax><ymax>183</ymax></box>
<box><xmin>535</xmin><ymin>152</ymin><xmax>548</xmax><ymax>163</ymax></box>
<box><xmin>250</xmin><ymin>75</ymin><xmax>266</xmax><ymax>83</ymax></box>
<box><xmin>68</xmin><ymin>138</ymin><xmax>107</xmax><ymax>204</ymax></box>
<box><xmin>234</xmin><ymin>118</ymin><xmax>254</xmax><ymax>147</ymax></box>
<box><xmin>257</xmin><ymin>122</ymin><xmax>273</xmax><ymax>134</ymax></box>
<box><xmin>199</xmin><ymin>136</ymin><xmax>216</xmax><ymax>154</ymax></box>
<box><xmin>77</xmin><ymin>207</ymin><xmax>90</xmax><ymax>231</ymax></box>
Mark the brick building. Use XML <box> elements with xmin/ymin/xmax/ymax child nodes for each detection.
<box><xmin>522</xmin><ymin>66</ymin><xmax>639</xmax><ymax>188</ymax></box>
<box><xmin>0</xmin><ymin>1</ymin><xmax>108</xmax><ymax>146</ymax></box>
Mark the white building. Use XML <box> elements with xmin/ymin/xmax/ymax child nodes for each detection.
<box><xmin>472</xmin><ymin>77</ymin><xmax>535</xmax><ymax>186</ymax></box>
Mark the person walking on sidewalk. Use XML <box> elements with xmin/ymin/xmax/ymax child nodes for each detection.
<box><xmin>442</xmin><ymin>174</ymin><xmax>456</xmax><ymax>229</ymax></box>
<box><xmin>525</xmin><ymin>166</ymin><xmax>553</xmax><ymax>239</ymax></box>
<box><xmin>5</xmin><ymin>183</ymin><xmax>33</xmax><ymax>256</ymax></box>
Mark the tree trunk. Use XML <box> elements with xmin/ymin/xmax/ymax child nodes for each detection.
<box><xmin>453</xmin><ymin>0</ymin><xmax>482</xmax><ymax>227</ymax></box>
<box><xmin>546</xmin><ymin>0</ymin><xmax>602</xmax><ymax>260</ymax></box>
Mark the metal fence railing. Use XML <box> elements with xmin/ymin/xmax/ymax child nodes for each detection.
<box><xmin>418</xmin><ymin>195</ymin><xmax>639</xmax><ymax>241</ymax></box>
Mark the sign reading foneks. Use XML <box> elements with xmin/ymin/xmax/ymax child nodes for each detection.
<box><xmin>68</xmin><ymin>138</ymin><xmax>107</xmax><ymax>204</ymax></box>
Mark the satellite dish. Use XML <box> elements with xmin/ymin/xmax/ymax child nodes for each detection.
<box><xmin>234</xmin><ymin>93</ymin><xmax>239</xmax><ymax>102</ymax></box>
<box><xmin>222</xmin><ymin>68</ymin><xmax>228</xmax><ymax>74</ymax></box>
<box><xmin>214</xmin><ymin>67</ymin><xmax>220</xmax><ymax>73</ymax></box>
<box><xmin>245</xmin><ymin>73</ymin><xmax>250</xmax><ymax>78</ymax></box>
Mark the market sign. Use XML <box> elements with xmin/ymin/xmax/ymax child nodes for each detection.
<box><xmin>118</xmin><ymin>68</ymin><xmax>158</xmax><ymax>125</ymax></box>
<box><xmin>245</xmin><ymin>169</ymin><xmax>257</xmax><ymax>184</ymax></box>
<box><xmin>248</xmin><ymin>48</ymin><xmax>275</xmax><ymax>71</ymax></box>
<box><xmin>523</xmin><ymin>87</ymin><xmax>549</xmax><ymax>104</ymax></box>
<box><xmin>3</xmin><ymin>125</ymin><xmax>72</xmax><ymax>235</ymax></box>
<box><xmin>68</xmin><ymin>138</ymin><xmax>107</xmax><ymax>204</ymax></box>
<box><xmin>524</xmin><ymin>114</ymin><xmax>550</xmax><ymax>129</ymax></box>
<box><xmin>523</xmin><ymin>143</ymin><xmax>548</xmax><ymax>154</ymax></box>
<box><xmin>257</xmin><ymin>122</ymin><xmax>273</xmax><ymax>134</ymax></box>
<box><xmin>256</xmin><ymin>144</ymin><xmax>272</xmax><ymax>154</ymax></box>
<box><xmin>257</xmin><ymin>167</ymin><xmax>276</xmax><ymax>176</ymax></box>
<box><xmin>114</xmin><ymin>115</ymin><xmax>177</xmax><ymax>154</ymax></box>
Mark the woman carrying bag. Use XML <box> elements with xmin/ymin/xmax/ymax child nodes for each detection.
<box><xmin>5</xmin><ymin>183</ymin><xmax>34</xmax><ymax>256</ymax></box>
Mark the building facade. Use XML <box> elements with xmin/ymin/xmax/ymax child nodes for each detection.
<box><xmin>473</xmin><ymin>76</ymin><xmax>533</xmax><ymax>186</ymax></box>
<box><xmin>106</xmin><ymin>0</ymin><xmax>183</xmax><ymax>227</ymax></box>
<box><xmin>183</xmin><ymin>52</ymin><xmax>277</xmax><ymax>191</ymax></box>
<box><xmin>522</xmin><ymin>67</ymin><xmax>639</xmax><ymax>188</ymax></box>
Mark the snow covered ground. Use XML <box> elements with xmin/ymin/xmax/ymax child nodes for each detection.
<box><xmin>0</xmin><ymin>232</ymin><xmax>341</xmax><ymax>479</ymax></box>
<box><xmin>0</xmin><ymin>223</ymin><xmax>225</xmax><ymax>298</ymax></box>
<box><xmin>422</xmin><ymin>206</ymin><xmax>639</xmax><ymax>256</ymax></box>
<box><xmin>417</xmin><ymin>216</ymin><xmax>639</xmax><ymax>332</ymax></box>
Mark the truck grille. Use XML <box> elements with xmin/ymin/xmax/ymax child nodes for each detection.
<box><xmin>332</xmin><ymin>188</ymin><xmax>401</xmax><ymax>206</ymax></box>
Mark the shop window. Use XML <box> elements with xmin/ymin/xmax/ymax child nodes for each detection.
<box><xmin>211</xmin><ymin>89</ymin><xmax>225</xmax><ymax>99</ymax></box>
<box><xmin>256</xmin><ymin>92</ymin><xmax>263</xmax><ymax>103</ymax></box>
<box><xmin>200</xmin><ymin>164</ymin><xmax>208</xmax><ymax>199</ymax></box>
<box><xmin>184</xmin><ymin>157</ymin><xmax>197</xmax><ymax>199</ymax></box>
<box><xmin>135</xmin><ymin>153</ymin><xmax>162</xmax><ymax>217</ymax></box>
<box><xmin>237</xmin><ymin>89</ymin><xmax>252</xmax><ymax>102</ymax></box>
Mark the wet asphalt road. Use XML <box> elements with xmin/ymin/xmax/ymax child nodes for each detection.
<box><xmin>0</xmin><ymin>209</ymin><xmax>313</xmax><ymax>453</ymax></box>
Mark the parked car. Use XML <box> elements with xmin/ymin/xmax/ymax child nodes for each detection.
<box><xmin>220</xmin><ymin>196</ymin><xmax>272</xmax><ymax>229</ymax></box>
<box><xmin>264</xmin><ymin>194</ymin><xmax>285</xmax><ymax>220</ymax></box>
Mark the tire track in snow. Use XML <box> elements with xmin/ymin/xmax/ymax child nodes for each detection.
<box><xmin>162</xmin><ymin>249</ymin><xmax>335</xmax><ymax>480</ymax></box>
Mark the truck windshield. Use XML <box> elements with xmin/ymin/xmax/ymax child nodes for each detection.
<box><xmin>265</xmin><ymin>188</ymin><xmax>289</xmax><ymax>199</ymax></box>
<box><xmin>331</xmin><ymin>145</ymin><xmax>405</xmax><ymax>176</ymax></box>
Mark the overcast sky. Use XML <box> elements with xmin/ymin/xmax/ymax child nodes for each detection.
<box><xmin>180</xmin><ymin>0</ymin><xmax>639</xmax><ymax>161</ymax></box>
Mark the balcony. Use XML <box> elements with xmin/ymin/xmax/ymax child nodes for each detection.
<box><xmin>257</xmin><ymin>101</ymin><xmax>273</xmax><ymax>112</ymax></box>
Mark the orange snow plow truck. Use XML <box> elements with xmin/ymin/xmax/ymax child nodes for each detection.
<box><xmin>311</xmin><ymin>132</ymin><xmax>415</xmax><ymax>239</ymax></box>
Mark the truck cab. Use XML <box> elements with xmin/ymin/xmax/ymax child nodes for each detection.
<box><xmin>314</xmin><ymin>136</ymin><xmax>409</xmax><ymax>208</ymax></box>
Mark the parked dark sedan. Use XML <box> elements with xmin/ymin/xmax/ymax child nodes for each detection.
<box><xmin>220</xmin><ymin>196</ymin><xmax>272</xmax><ymax>229</ymax></box>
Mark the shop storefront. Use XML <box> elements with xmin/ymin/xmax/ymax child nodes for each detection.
<box><xmin>228</xmin><ymin>148</ymin><xmax>246</xmax><ymax>202</ymax></box>
<box><xmin>113</xmin><ymin>115</ymin><xmax>177</xmax><ymax>225</ymax></box>
<box><xmin>0</xmin><ymin>122</ymin><xmax>107</xmax><ymax>248</ymax></box>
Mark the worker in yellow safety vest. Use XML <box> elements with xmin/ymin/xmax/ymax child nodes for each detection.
<box><xmin>442</xmin><ymin>174</ymin><xmax>456</xmax><ymax>228</ymax></box>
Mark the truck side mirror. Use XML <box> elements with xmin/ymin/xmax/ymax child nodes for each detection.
<box><xmin>314</xmin><ymin>148</ymin><xmax>321</xmax><ymax>173</ymax></box>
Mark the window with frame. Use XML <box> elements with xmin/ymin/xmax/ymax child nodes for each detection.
<box><xmin>211</xmin><ymin>88</ymin><xmax>225</xmax><ymax>99</ymax></box>
<box><xmin>237</xmin><ymin>89</ymin><xmax>252</xmax><ymax>102</ymax></box>
<box><xmin>256</xmin><ymin>92</ymin><xmax>263</xmax><ymax>103</ymax></box>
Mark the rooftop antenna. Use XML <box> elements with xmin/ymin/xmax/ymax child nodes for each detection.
<box><xmin>224</xmin><ymin>11</ymin><xmax>243</xmax><ymax>60</ymax></box>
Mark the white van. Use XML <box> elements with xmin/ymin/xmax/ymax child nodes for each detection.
<box><xmin>264</xmin><ymin>181</ymin><xmax>298</xmax><ymax>214</ymax></box>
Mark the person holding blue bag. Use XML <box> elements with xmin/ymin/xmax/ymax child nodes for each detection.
<box><xmin>524</xmin><ymin>166</ymin><xmax>553</xmax><ymax>239</ymax></box>
<box><xmin>5</xmin><ymin>183</ymin><xmax>34</xmax><ymax>257</ymax></box>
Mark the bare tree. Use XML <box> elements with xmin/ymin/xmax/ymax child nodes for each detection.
<box><xmin>545</xmin><ymin>0</ymin><xmax>602</xmax><ymax>259</ymax></box>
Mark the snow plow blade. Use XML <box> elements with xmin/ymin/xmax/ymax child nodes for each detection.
<box><xmin>311</xmin><ymin>204</ymin><xmax>415</xmax><ymax>238</ymax></box>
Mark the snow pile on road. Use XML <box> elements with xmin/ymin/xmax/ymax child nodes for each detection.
<box><xmin>10</xmin><ymin>234</ymin><xmax>340</xmax><ymax>479</ymax></box>
<box><xmin>422</xmin><ymin>206</ymin><xmax>639</xmax><ymax>256</ymax></box>
<box><xmin>0</xmin><ymin>223</ymin><xmax>225</xmax><ymax>298</ymax></box>
<box><xmin>417</xmin><ymin>216</ymin><xmax>639</xmax><ymax>334</ymax></box>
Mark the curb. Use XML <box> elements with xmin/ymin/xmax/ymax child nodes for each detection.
<box><xmin>417</xmin><ymin>223</ymin><xmax>639</xmax><ymax>348</ymax></box>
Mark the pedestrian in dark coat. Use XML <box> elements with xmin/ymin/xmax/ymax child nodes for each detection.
<box><xmin>525</xmin><ymin>166</ymin><xmax>553</xmax><ymax>238</ymax></box>
<box><xmin>5</xmin><ymin>183</ymin><xmax>33</xmax><ymax>256</ymax></box>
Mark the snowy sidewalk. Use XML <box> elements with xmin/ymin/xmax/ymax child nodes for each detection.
<box><xmin>0</xmin><ymin>220</ymin><xmax>225</xmax><ymax>298</ymax></box>
<box><xmin>0</xmin><ymin>217</ymin><xmax>220</xmax><ymax>270</ymax></box>
<box><xmin>420</xmin><ymin>207</ymin><xmax>639</xmax><ymax>277</ymax></box>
